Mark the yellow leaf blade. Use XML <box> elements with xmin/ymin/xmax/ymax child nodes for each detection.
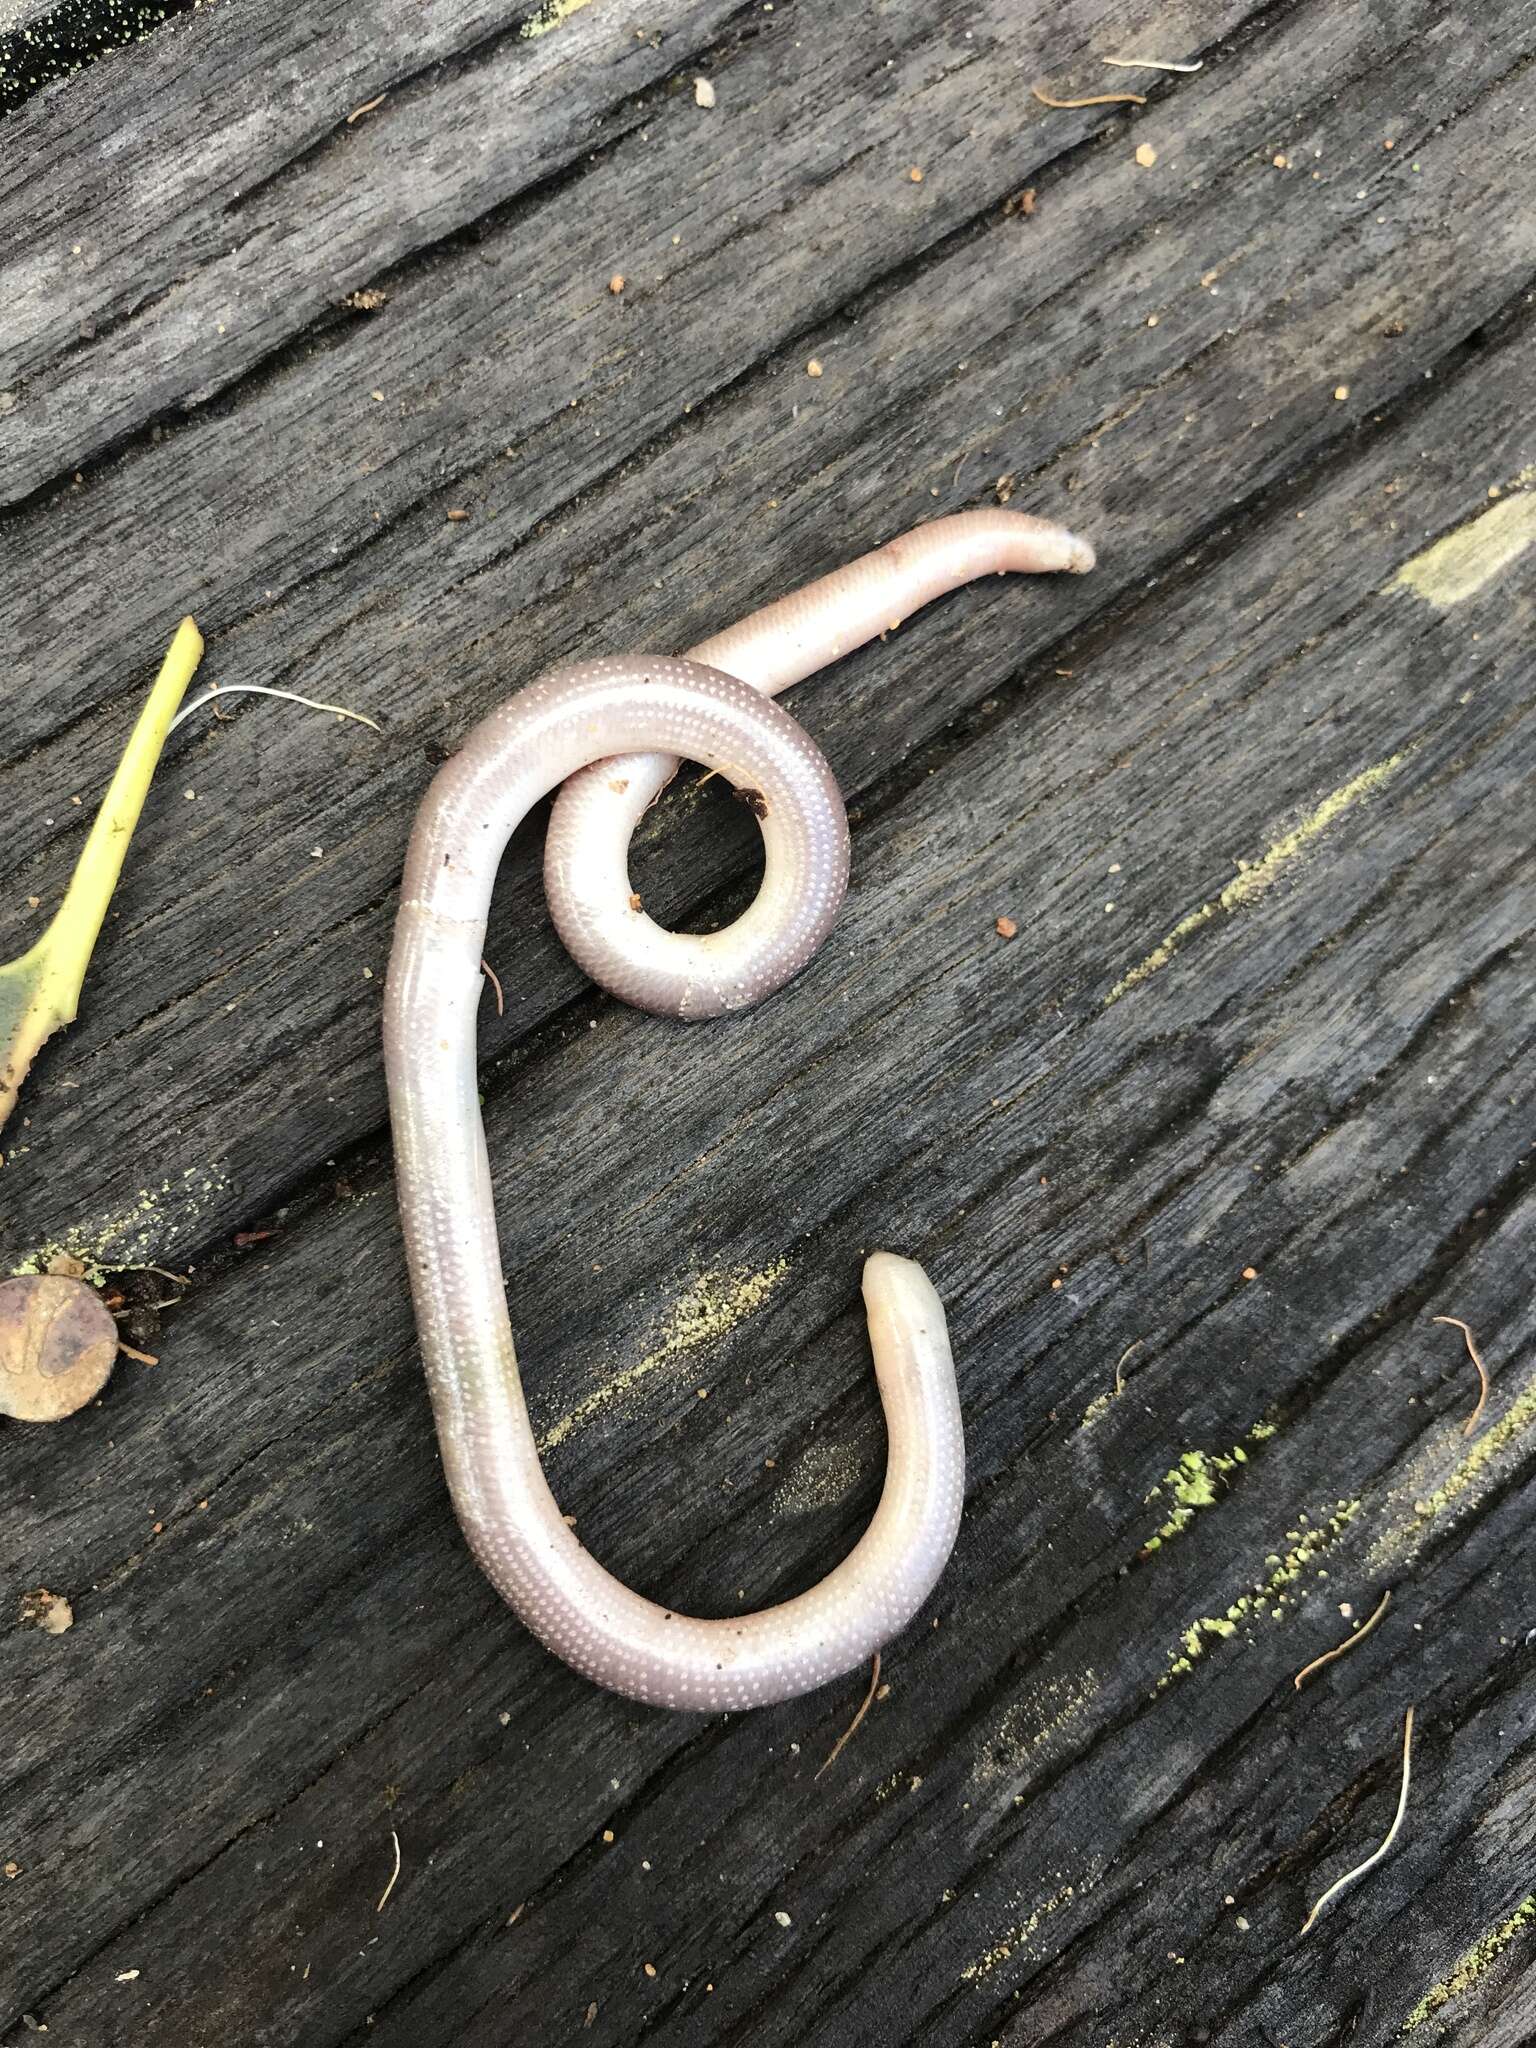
<box><xmin>0</xmin><ymin>619</ymin><xmax>204</xmax><ymax>1138</ymax></box>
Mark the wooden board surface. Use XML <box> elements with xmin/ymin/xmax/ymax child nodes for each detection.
<box><xmin>2</xmin><ymin>2</ymin><xmax>1533</xmax><ymax>2044</ymax></box>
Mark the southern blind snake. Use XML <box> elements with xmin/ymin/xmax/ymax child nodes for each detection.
<box><xmin>384</xmin><ymin>509</ymin><xmax>1094</xmax><ymax>1710</ymax></box>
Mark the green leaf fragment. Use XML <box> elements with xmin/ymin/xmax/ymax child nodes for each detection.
<box><xmin>1</xmin><ymin>619</ymin><xmax>204</xmax><ymax>1139</ymax></box>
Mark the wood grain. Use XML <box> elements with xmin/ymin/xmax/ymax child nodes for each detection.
<box><xmin>2</xmin><ymin>1</ymin><xmax>1533</xmax><ymax>2043</ymax></box>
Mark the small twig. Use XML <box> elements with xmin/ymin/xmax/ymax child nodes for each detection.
<box><xmin>816</xmin><ymin>1651</ymin><xmax>881</xmax><ymax>1778</ymax></box>
<box><xmin>1104</xmin><ymin>55</ymin><xmax>1204</xmax><ymax>72</ymax></box>
<box><xmin>506</xmin><ymin>1901</ymin><xmax>526</xmax><ymax>1928</ymax></box>
<box><xmin>481</xmin><ymin>958</ymin><xmax>505</xmax><ymax>1016</ymax></box>
<box><xmin>1113</xmin><ymin>1339</ymin><xmax>1143</xmax><ymax>1395</ymax></box>
<box><xmin>117</xmin><ymin>1341</ymin><xmax>159</xmax><ymax>1366</ymax></box>
<box><xmin>1432</xmin><ymin>1316</ymin><xmax>1490</xmax><ymax>1437</ymax></box>
<box><xmin>1299</xmin><ymin>1706</ymin><xmax>1414</xmax><ymax>1937</ymax></box>
<box><xmin>1032</xmin><ymin>84</ymin><xmax>1147</xmax><ymax>109</ymax></box>
<box><xmin>347</xmin><ymin>92</ymin><xmax>388</xmax><ymax>124</ymax></box>
<box><xmin>376</xmin><ymin>1829</ymin><xmax>402</xmax><ymax>1913</ymax></box>
<box><xmin>121</xmin><ymin>1265</ymin><xmax>190</xmax><ymax>1285</ymax></box>
<box><xmin>1294</xmin><ymin>1589</ymin><xmax>1391</xmax><ymax>1691</ymax></box>
<box><xmin>169</xmin><ymin>686</ymin><xmax>382</xmax><ymax>735</ymax></box>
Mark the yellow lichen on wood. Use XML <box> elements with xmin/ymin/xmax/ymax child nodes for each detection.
<box><xmin>1139</xmin><ymin>1419</ymin><xmax>1280</xmax><ymax>1551</ymax></box>
<box><xmin>518</xmin><ymin>0</ymin><xmax>593</xmax><ymax>38</ymax></box>
<box><xmin>1402</xmin><ymin>1896</ymin><xmax>1536</xmax><ymax>2031</ymax></box>
<box><xmin>960</xmin><ymin>1881</ymin><xmax>1079</xmax><ymax>1984</ymax></box>
<box><xmin>1390</xmin><ymin>489</ymin><xmax>1536</xmax><ymax>607</ymax></box>
<box><xmin>0</xmin><ymin>619</ymin><xmax>203</xmax><ymax>1140</ymax></box>
<box><xmin>1105</xmin><ymin>752</ymin><xmax>1409</xmax><ymax>1005</ymax></box>
<box><xmin>10</xmin><ymin>1162</ymin><xmax>231</xmax><ymax>1284</ymax></box>
<box><xmin>773</xmin><ymin>1436</ymin><xmax>862</xmax><ymax>1518</ymax></box>
<box><xmin>1410</xmin><ymin>1375</ymin><xmax>1536</xmax><ymax>1524</ymax></box>
<box><xmin>538</xmin><ymin>1259</ymin><xmax>790</xmax><ymax>1451</ymax></box>
<box><xmin>1157</xmin><ymin>1499</ymin><xmax>1362</xmax><ymax>1687</ymax></box>
<box><xmin>1368</xmin><ymin>1368</ymin><xmax>1536</xmax><ymax>1573</ymax></box>
<box><xmin>971</xmin><ymin>1667</ymin><xmax>1100</xmax><ymax>1788</ymax></box>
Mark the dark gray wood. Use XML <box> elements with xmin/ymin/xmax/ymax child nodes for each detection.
<box><xmin>2</xmin><ymin>2</ymin><xmax>1533</xmax><ymax>2044</ymax></box>
<box><xmin>0</xmin><ymin>1</ymin><xmax>194</xmax><ymax>114</ymax></box>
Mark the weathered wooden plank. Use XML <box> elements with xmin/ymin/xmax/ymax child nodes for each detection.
<box><xmin>2</xmin><ymin>0</ymin><xmax>1534</xmax><ymax>2043</ymax></box>
<box><xmin>3</xmin><ymin>0</ymin><xmax>1532</xmax><ymax>1275</ymax></box>
<box><xmin>0</xmin><ymin>1</ymin><xmax>191</xmax><ymax>116</ymax></box>
<box><xmin>0</xmin><ymin>0</ymin><xmax>743</xmax><ymax>477</ymax></box>
<box><xmin>4</xmin><ymin>300</ymin><xmax>1533</xmax><ymax>2037</ymax></box>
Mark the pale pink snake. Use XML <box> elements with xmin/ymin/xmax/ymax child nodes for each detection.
<box><xmin>384</xmin><ymin>510</ymin><xmax>1094</xmax><ymax>1709</ymax></box>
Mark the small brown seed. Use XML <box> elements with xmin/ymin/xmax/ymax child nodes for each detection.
<box><xmin>0</xmin><ymin>1276</ymin><xmax>118</xmax><ymax>1422</ymax></box>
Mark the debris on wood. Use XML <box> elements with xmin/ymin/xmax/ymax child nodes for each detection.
<box><xmin>1</xmin><ymin>621</ymin><xmax>203</xmax><ymax>1138</ymax></box>
<box><xmin>446</xmin><ymin>507</ymin><xmax>471</xmax><ymax>522</ymax></box>
<box><xmin>994</xmin><ymin>473</ymin><xmax>1016</xmax><ymax>502</ymax></box>
<box><xmin>1135</xmin><ymin>142</ymin><xmax>1158</xmax><ymax>167</ymax></box>
<box><xmin>346</xmin><ymin>93</ymin><xmax>387</xmax><ymax>125</ymax></box>
<box><xmin>693</xmin><ymin>76</ymin><xmax>716</xmax><ymax>108</ymax></box>
<box><xmin>816</xmin><ymin>1650</ymin><xmax>882</xmax><ymax>1777</ymax></box>
<box><xmin>1104</xmin><ymin>55</ymin><xmax>1203</xmax><ymax>73</ymax></box>
<box><xmin>1300</xmin><ymin>1706</ymin><xmax>1414</xmax><ymax>1936</ymax></box>
<box><xmin>908</xmin><ymin>165</ymin><xmax>924</xmax><ymax>182</ymax></box>
<box><xmin>608</xmin><ymin>273</ymin><xmax>626</xmax><ymax>294</ymax></box>
<box><xmin>1114</xmin><ymin>1339</ymin><xmax>1143</xmax><ymax>1395</ymax></box>
<box><xmin>344</xmin><ymin>288</ymin><xmax>388</xmax><ymax>311</ymax></box>
<box><xmin>1431</xmin><ymin>1315</ymin><xmax>1490</xmax><ymax>1436</ymax></box>
<box><xmin>233</xmin><ymin>1229</ymin><xmax>278</xmax><ymax>1247</ymax></box>
<box><xmin>169</xmin><ymin>684</ymin><xmax>381</xmax><ymax>735</ymax></box>
<box><xmin>806</xmin><ymin>358</ymin><xmax>824</xmax><ymax>377</ymax></box>
<box><xmin>1004</xmin><ymin>188</ymin><xmax>1037</xmax><ymax>217</ymax></box>
<box><xmin>1334</xmin><ymin>384</ymin><xmax>1350</xmax><ymax>401</ymax></box>
<box><xmin>481</xmin><ymin>958</ymin><xmax>505</xmax><ymax>1016</ymax></box>
<box><xmin>1032</xmin><ymin>85</ymin><xmax>1147</xmax><ymax>109</ymax></box>
<box><xmin>1294</xmin><ymin>1589</ymin><xmax>1391</xmax><ymax>1690</ymax></box>
<box><xmin>376</xmin><ymin>1829</ymin><xmax>402</xmax><ymax>1913</ymax></box>
<box><xmin>995</xmin><ymin>916</ymin><xmax>1018</xmax><ymax>939</ymax></box>
<box><xmin>117</xmin><ymin>1341</ymin><xmax>159</xmax><ymax>1366</ymax></box>
<box><xmin>0</xmin><ymin>1276</ymin><xmax>119</xmax><ymax>1420</ymax></box>
<box><xmin>20</xmin><ymin>1589</ymin><xmax>74</xmax><ymax>1635</ymax></box>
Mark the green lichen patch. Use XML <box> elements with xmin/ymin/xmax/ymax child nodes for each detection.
<box><xmin>1140</xmin><ymin>1417</ymin><xmax>1281</xmax><ymax>1552</ymax></box>
<box><xmin>1402</xmin><ymin>1895</ymin><xmax>1535</xmax><ymax>2032</ymax></box>
<box><xmin>1157</xmin><ymin>1499</ymin><xmax>1362</xmax><ymax>1688</ymax></box>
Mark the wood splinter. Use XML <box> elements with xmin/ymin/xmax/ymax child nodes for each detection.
<box><xmin>481</xmin><ymin>958</ymin><xmax>505</xmax><ymax>1016</ymax></box>
<box><xmin>1293</xmin><ymin>1589</ymin><xmax>1391</xmax><ymax>1690</ymax></box>
<box><xmin>1299</xmin><ymin>1706</ymin><xmax>1414</xmax><ymax>1936</ymax></box>
<box><xmin>816</xmin><ymin>1650</ymin><xmax>882</xmax><ymax>1778</ymax></box>
<box><xmin>1431</xmin><ymin>1315</ymin><xmax>1490</xmax><ymax>1437</ymax></box>
<box><xmin>376</xmin><ymin>1829</ymin><xmax>402</xmax><ymax>1913</ymax></box>
<box><xmin>1032</xmin><ymin>85</ymin><xmax>1147</xmax><ymax>109</ymax></box>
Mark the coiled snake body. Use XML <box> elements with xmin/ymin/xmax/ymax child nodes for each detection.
<box><xmin>384</xmin><ymin>511</ymin><xmax>1094</xmax><ymax>1709</ymax></box>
